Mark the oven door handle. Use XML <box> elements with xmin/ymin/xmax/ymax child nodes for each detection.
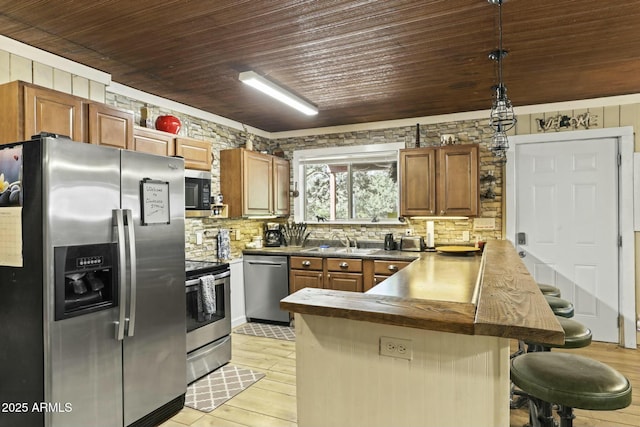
<box><xmin>185</xmin><ymin>271</ymin><xmax>230</xmax><ymax>287</ymax></box>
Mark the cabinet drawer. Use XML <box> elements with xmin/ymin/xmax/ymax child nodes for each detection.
<box><xmin>290</xmin><ymin>256</ymin><xmax>323</xmax><ymax>271</ymax></box>
<box><xmin>373</xmin><ymin>260</ymin><xmax>411</xmax><ymax>276</ymax></box>
<box><xmin>326</xmin><ymin>258</ymin><xmax>362</xmax><ymax>273</ymax></box>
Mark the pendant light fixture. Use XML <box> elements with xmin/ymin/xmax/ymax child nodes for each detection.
<box><xmin>488</xmin><ymin>0</ymin><xmax>516</xmax><ymax>159</ymax></box>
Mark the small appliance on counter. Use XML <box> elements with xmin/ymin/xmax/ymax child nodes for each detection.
<box><xmin>264</xmin><ymin>222</ymin><xmax>283</xmax><ymax>247</ymax></box>
<box><xmin>400</xmin><ymin>236</ymin><xmax>426</xmax><ymax>252</ymax></box>
<box><xmin>384</xmin><ymin>233</ymin><xmax>396</xmax><ymax>250</ymax></box>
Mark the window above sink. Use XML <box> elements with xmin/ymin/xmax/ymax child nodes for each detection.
<box><xmin>293</xmin><ymin>142</ymin><xmax>404</xmax><ymax>224</ymax></box>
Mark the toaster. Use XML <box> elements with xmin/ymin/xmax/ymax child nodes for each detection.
<box><xmin>400</xmin><ymin>236</ymin><xmax>426</xmax><ymax>252</ymax></box>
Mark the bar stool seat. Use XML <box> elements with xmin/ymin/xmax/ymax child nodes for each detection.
<box><xmin>527</xmin><ymin>316</ymin><xmax>591</xmax><ymax>352</ymax></box>
<box><xmin>544</xmin><ymin>295</ymin><xmax>574</xmax><ymax>318</ymax></box>
<box><xmin>538</xmin><ymin>283</ymin><xmax>561</xmax><ymax>297</ymax></box>
<box><xmin>511</xmin><ymin>352</ymin><xmax>632</xmax><ymax>411</ymax></box>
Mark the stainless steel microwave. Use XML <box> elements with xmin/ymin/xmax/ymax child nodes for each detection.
<box><xmin>185</xmin><ymin>170</ymin><xmax>211</xmax><ymax>217</ymax></box>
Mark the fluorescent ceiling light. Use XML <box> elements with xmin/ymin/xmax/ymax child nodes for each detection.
<box><xmin>239</xmin><ymin>71</ymin><xmax>318</xmax><ymax>116</ymax></box>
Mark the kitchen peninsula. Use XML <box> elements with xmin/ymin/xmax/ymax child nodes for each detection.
<box><xmin>280</xmin><ymin>240</ymin><xmax>564</xmax><ymax>427</ymax></box>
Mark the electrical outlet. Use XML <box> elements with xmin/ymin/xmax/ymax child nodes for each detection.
<box><xmin>462</xmin><ymin>230</ymin><xmax>470</xmax><ymax>242</ymax></box>
<box><xmin>405</xmin><ymin>228</ymin><xmax>414</xmax><ymax>236</ymax></box>
<box><xmin>380</xmin><ymin>336</ymin><xmax>413</xmax><ymax>360</ymax></box>
<box><xmin>196</xmin><ymin>231</ymin><xmax>203</xmax><ymax>245</ymax></box>
<box><xmin>234</xmin><ymin>229</ymin><xmax>241</xmax><ymax>240</ymax></box>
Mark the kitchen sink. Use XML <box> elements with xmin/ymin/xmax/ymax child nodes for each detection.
<box><xmin>301</xmin><ymin>247</ymin><xmax>380</xmax><ymax>255</ymax></box>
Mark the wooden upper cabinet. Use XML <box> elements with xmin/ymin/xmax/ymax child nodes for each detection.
<box><xmin>24</xmin><ymin>85</ymin><xmax>85</xmax><ymax>142</ymax></box>
<box><xmin>437</xmin><ymin>145</ymin><xmax>479</xmax><ymax>216</ymax></box>
<box><xmin>273</xmin><ymin>156</ymin><xmax>290</xmax><ymax>215</ymax></box>
<box><xmin>132</xmin><ymin>127</ymin><xmax>175</xmax><ymax>156</ymax></box>
<box><xmin>175</xmin><ymin>137</ymin><xmax>212</xmax><ymax>171</ymax></box>
<box><xmin>400</xmin><ymin>144</ymin><xmax>479</xmax><ymax>217</ymax></box>
<box><xmin>243</xmin><ymin>149</ymin><xmax>273</xmax><ymax>216</ymax></box>
<box><xmin>0</xmin><ymin>81</ymin><xmax>86</xmax><ymax>144</ymax></box>
<box><xmin>400</xmin><ymin>147</ymin><xmax>437</xmax><ymax>216</ymax></box>
<box><xmin>220</xmin><ymin>148</ymin><xmax>290</xmax><ymax>217</ymax></box>
<box><xmin>88</xmin><ymin>103</ymin><xmax>134</xmax><ymax>149</ymax></box>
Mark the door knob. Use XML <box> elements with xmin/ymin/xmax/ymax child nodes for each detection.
<box><xmin>518</xmin><ymin>251</ymin><xmax>526</xmax><ymax>258</ymax></box>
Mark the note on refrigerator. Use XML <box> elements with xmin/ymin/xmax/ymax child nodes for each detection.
<box><xmin>0</xmin><ymin>207</ymin><xmax>23</xmax><ymax>267</ymax></box>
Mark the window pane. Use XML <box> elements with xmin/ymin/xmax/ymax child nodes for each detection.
<box><xmin>304</xmin><ymin>164</ymin><xmax>330</xmax><ymax>220</ymax></box>
<box><xmin>352</xmin><ymin>162</ymin><xmax>397</xmax><ymax>220</ymax></box>
<box><xmin>334</xmin><ymin>169</ymin><xmax>348</xmax><ymax>220</ymax></box>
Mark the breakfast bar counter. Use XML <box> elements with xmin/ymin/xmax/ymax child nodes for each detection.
<box><xmin>280</xmin><ymin>240</ymin><xmax>564</xmax><ymax>427</ymax></box>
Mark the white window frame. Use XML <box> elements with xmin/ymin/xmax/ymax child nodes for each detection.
<box><xmin>292</xmin><ymin>142</ymin><xmax>405</xmax><ymax>224</ymax></box>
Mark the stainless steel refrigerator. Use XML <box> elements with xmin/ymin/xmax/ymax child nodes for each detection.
<box><xmin>0</xmin><ymin>134</ymin><xmax>186</xmax><ymax>427</ymax></box>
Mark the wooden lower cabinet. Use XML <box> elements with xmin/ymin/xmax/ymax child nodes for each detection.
<box><xmin>289</xmin><ymin>256</ymin><xmax>323</xmax><ymax>293</ymax></box>
<box><xmin>325</xmin><ymin>258</ymin><xmax>363</xmax><ymax>292</ymax></box>
<box><xmin>289</xmin><ymin>255</ymin><xmax>411</xmax><ymax>294</ymax></box>
<box><xmin>325</xmin><ymin>272</ymin><xmax>363</xmax><ymax>292</ymax></box>
<box><xmin>363</xmin><ymin>259</ymin><xmax>411</xmax><ymax>291</ymax></box>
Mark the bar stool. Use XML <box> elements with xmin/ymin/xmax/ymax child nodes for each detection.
<box><xmin>527</xmin><ymin>316</ymin><xmax>592</xmax><ymax>352</ymax></box>
<box><xmin>544</xmin><ymin>295</ymin><xmax>574</xmax><ymax>318</ymax></box>
<box><xmin>538</xmin><ymin>283</ymin><xmax>561</xmax><ymax>298</ymax></box>
<box><xmin>511</xmin><ymin>352</ymin><xmax>632</xmax><ymax>427</ymax></box>
<box><xmin>511</xmin><ymin>316</ymin><xmax>592</xmax><ymax>408</ymax></box>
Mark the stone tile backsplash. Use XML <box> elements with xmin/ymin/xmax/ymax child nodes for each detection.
<box><xmin>106</xmin><ymin>93</ymin><xmax>503</xmax><ymax>261</ymax></box>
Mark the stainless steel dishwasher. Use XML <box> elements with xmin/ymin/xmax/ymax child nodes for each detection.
<box><xmin>243</xmin><ymin>255</ymin><xmax>290</xmax><ymax>324</ymax></box>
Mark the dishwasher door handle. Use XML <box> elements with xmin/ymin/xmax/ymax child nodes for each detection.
<box><xmin>247</xmin><ymin>261</ymin><xmax>286</xmax><ymax>267</ymax></box>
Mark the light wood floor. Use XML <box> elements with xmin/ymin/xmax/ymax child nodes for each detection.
<box><xmin>162</xmin><ymin>331</ymin><xmax>638</xmax><ymax>427</ymax></box>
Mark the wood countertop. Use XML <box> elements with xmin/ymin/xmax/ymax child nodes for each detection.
<box><xmin>280</xmin><ymin>240</ymin><xmax>565</xmax><ymax>345</ymax></box>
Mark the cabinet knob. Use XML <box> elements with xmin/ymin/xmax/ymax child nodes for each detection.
<box><xmin>373</xmin><ymin>277</ymin><xmax>378</xmax><ymax>284</ymax></box>
<box><xmin>440</xmin><ymin>210</ymin><xmax>445</xmax><ymax>215</ymax></box>
<box><xmin>302</xmin><ymin>260</ymin><xmax>311</xmax><ymax>267</ymax></box>
<box><xmin>387</xmin><ymin>265</ymin><xmax>398</xmax><ymax>271</ymax></box>
<box><xmin>339</xmin><ymin>262</ymin><xmax>349</xmax><ymax>269</ymax></box>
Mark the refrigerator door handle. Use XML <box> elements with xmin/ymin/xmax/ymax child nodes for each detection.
<box><xmin>114</xmin><ymin>209</ymin><xmax>127</xmax><ymax>341</ymax></box>
<box><xmin>124</xmin><ymin>209</ymin><xmax>137</xmax><ymax>337</ymax></box>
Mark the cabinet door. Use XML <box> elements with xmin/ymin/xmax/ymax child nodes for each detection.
<box><xmin>325</xmin><ymin>272</ymin><xmax>363</xmax><ymax>292</ymax></box>
<box><xmin>243</xmin><ymin>150</ymin><xmax>273</xmax><ymax>215</ymax></box>
<box><xmin>175</xmin><ymin>137</ymin><xmax>212</xmax><ymax>171</ymax></box>
<box><xmin>88</xmin><ymin>104</ymin><xmax>134</xmax><ymax>149</ymax></box>
<box><xmin>290</xmin><ymin>269</ymin><xmax>324</xmax><ymax>293</ymax></box>
<box><xmin>24</xmin><ymin>85</ymin><xmax>84</xmax><ymax>142</ymax></box>
<box><xmin>437</xmin><ymin>144</ymin><xmax>479</xmax><ymax>216</ymax></box>
<box><xmin>400</xmin><ymin>148</ymin><xmax>437</xmax><ymax>216</ymax></box>
<box><xmin>132</xmin><ymin>127</ymin><xmax>175</xmax><ymax>156</ymax></box>
<box><xmin>273</xmin><ymin>156</ymin><xmax>290</xmax><ymax>215</ymax></box>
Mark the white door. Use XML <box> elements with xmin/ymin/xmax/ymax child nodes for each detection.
<box><xmin>514</xmin><ymin>137</ymin><xmax>619</xmax><ymax>343</ymax></box>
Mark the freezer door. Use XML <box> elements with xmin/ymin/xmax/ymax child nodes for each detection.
<box><xmin>120</xmin><ymin>150</ymin><xmax>186</xmax><ymax>425</ymax></box>
<box><xmin>44</xmin><ymin>138</ymin><xmax>123</xmax><ymax>427</ymax></box>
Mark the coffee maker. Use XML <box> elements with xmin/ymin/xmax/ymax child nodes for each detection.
<box><xmin>264</xmin><ymin>222</ymin><xmax>283</xmax><ymax>247</ymax></box>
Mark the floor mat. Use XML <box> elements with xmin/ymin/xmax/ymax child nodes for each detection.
<box><xmin>234</xmin><ymin>322</ymin><xmax>295</xmax><ymax>341</ymax></box>
<box><xmin>185</xmin><ymin>364</ymin><xmax>265</xmax><ymax>412</ymax></box>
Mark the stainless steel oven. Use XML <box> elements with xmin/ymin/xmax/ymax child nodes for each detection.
<box><xmin>185</xmin><ymin>260</ymin><xmax>231</xmax><ymax>384</ymax></box>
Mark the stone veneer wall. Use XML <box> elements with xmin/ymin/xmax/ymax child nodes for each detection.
<box><xmin>105</xmin><ymin>92</ymin><xmax>271</xmax><ymax>260</ymax></box>
<box><xmin>268</xmin><ymin>119</ymin><xmax>504</xmax><ymax>246</ymax></box>
<box><xmin>105</xmin><ymin>92</ymin><xmax>505</xmax><ymax>257</ymax></box>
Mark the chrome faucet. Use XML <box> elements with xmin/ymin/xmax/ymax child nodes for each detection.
<box><xmin>331</xmin><ymin>233</ymin><xmax>352</xmax><ymax>248</ymax></box>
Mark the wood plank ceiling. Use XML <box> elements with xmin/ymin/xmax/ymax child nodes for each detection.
<box><xmin>1</xmin><ymin>0</ymin><xmax>640</xmax><ymax>132</ymax></box>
